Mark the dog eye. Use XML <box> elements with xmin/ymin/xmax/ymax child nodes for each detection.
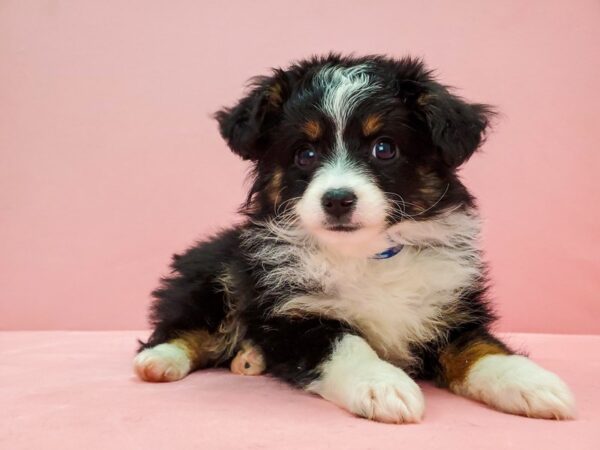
<box><xmin>372</xmin><ymin>138</ymin><xmax>397</xmax><ymax>161</ymax></box>
<box><xmin>295</xmin><ymin>147</ymin><xmax>319</xmax><ymax>168</ymax></box>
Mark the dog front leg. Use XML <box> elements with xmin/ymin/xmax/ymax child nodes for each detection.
<box><xmin>437</xmin><ymin>329</ymin><xmax>576</xmax><ymax>419</ymax></box>
<box><xmin>250</xmin><ymin>318</ymin><xmax>425</xmax><ymax>424</ymax></box>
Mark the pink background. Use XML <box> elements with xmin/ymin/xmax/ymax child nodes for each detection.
<box><xmin>1</xmin><ymin>1</ymin><xmax>598</xmax><ymax>333</ymax></box>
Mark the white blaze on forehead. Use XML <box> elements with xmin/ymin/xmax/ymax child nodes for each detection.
<box><xmin>294</xmin><ymin>64</ymin><xmax>388</xmax><ymax>253</ymax></box>
<box><xmin>309</xmin><ymin>153</ymin><xmax>374</xmax><ymax>206</ymax></box>
<box><xmin>315</xmin><ymin>64</ymin><xmax>379</xmax><ymax>149</ymax></box>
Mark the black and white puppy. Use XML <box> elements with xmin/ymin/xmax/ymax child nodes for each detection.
<box><xmin>134</xmin><ymin>54</ymin><xmax>575</xmax><ymax>423</ymax></box>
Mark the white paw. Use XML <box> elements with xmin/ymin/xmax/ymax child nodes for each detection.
<box><xmin>463</xmin><ymin>354</ymin><xmax>576</xmax><ymax>420</ymax></box>
<box><xmin>134</xmin><ymin>343</ymin><xmax>191</xmax><ymax>382</ymax></box>
<box><xmin>347</xmin><ymin>363</ymin><xmax>425</xmax><ymax>423</ymax></box>
<box><xmin>308</xmin><ymin>335</ymin><xmax>425</xmax><ymax>423</ymax></box>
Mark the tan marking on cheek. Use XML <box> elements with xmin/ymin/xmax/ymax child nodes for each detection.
<box><xmin>267</xmin><ymin>167</ymin><xmax>284</xmax><ymax>205</ymax></box>
<box><xmin>417</xmin><ymin>167</ymin><xmax>444</xmax><ymax>202</ymax></box>
<box><xmin>411</xmin><ymin>201</ymin><xmax>427</xmax><ymax>213</ymax></box>
<box><xmin>362</xmin><ymin>114</ymin><xmax>384</xmax><ymax>136</ymax></box>
<box><xmin>439</xmin><ymin>340</ymin><xmax>510</xmax><ymax>390</ymax></box>
<box><xmin>302</xmin><ymin>120</ymin><xmax>322</xmax><ymax>140</ymax></box>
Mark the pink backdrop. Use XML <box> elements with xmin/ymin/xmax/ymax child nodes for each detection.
<box><xmin>1</xmin><ymin>1</ymin><xmax>599</xmax><ymax>333</ymax></box>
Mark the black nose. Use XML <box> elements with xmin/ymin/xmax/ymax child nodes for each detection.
<box><xmin>321</xmin><ymin>189</ymin><xmax>357</xmax><ymax>218</ymax></box>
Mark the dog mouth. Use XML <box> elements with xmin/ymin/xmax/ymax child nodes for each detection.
<box><xmin>323</xmin><ymin>223</ymin><xmax>362</xmax><ymax>232</ymax></box>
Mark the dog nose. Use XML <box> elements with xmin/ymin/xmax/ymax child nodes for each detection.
<box><xmin>321</xmin><ymin>189</ymin><xmax>357</xmax><ymax>218</ymax></box>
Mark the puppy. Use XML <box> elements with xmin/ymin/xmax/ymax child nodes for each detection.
<box><xmin>134</xmin><ymin>54</ymin><xmax>575</xmax><ymax>423</ymax></box>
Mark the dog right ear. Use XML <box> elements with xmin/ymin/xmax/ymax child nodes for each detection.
<box><xmin>214</xmin><ymin>70</ymin><xmax>289</xmax><ymax>161</ymax></box>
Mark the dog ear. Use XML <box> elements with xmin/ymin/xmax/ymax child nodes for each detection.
<box><xmin>399</xmin><ymin>77</ymin><xmax>494</xmax><ymax>168</ymax></box>
<box><xmin>214</xmin><ymin>70</ymin><xmax>289</xmax><ymax>161</ymax></box>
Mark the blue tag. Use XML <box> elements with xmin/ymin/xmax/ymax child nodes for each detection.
<box><xmin>371</xmin><ymin>244</ymin><xmax>404</xmax><ymax>260</ymax></box>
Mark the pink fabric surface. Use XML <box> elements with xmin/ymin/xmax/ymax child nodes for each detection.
<box><xmin>1</xmin><ymin>1</ymin><xmax>600</xmax><ymax>333</ymax></box>
<box><xmin>1</xmin><ymin>332</ymin><xmax>598</xmax><ymax>450</ymax></box>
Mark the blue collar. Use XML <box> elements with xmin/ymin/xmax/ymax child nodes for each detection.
<box><xmin>371</xmin><ymin>244</ymin><xmax>404</xmax><ymax>260</ymax></box>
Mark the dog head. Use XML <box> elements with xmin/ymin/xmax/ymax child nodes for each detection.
<box><xmin>215</xmin><ymin>54</ymin><xmax>493</xmax><ymax>253</ymax></box>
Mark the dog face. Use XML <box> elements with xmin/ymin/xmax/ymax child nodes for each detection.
<box><xmin>216</xmin><ymin>55</ymin><xmax>493</xmax><ymax>251</ymax></box>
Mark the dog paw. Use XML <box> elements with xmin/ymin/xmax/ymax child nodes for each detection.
<box><xmin>463</xmin><ymin>354</ymin><xmax>576</xmax><ymax>420</ymax></box>
<box><xmin>349</xmin><ymin>365</ymin><xmax>425</xmax><ymax>423</ymax></box>
<box><xmin>308</xmin><ymin>335</ymin><xmax>425</xmax><ymax>423</ymax></box>
<box><xmin>230</xmin><ymin>342</ymin><xmax>266</xmax><ymax>376</ymax></box>
<box><xmin>134</xmin><ymin>343</ymin><xmax>191</xmax><ymax>382</ymax></box>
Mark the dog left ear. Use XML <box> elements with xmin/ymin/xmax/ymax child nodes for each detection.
<box><xmin>214</xmin><ymin>70</ymin><xmax>289</xmax><ymax>161</ymax></box>
<box><xmin>401</xmin><ymin>80</ymin><xmax>494</xmax><ymax>167</ymax></box>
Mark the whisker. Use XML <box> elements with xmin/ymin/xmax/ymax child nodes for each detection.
<box><xmin>383</xmin><ymin>183</ymin><xmax>451</xmax><ymax>220</ymax></box>
<box><xmin>409</xmin><ymin>183</ymin><xmax>450</xmax><ymax>217</ymax></box>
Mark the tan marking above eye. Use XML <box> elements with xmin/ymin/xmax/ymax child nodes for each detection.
<box><xmin>362</xmin><ymin>114</ymin><xmax>384</xmax><ymax>136</ymax></box>
<box><xmin>302</xmin><ymin>120</ymin><xmax>322</xmax><ymax>140</ymax></box>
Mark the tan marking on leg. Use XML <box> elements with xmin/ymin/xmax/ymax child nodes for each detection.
<box><xmin>302</xmin><ymin>120</ymin><xmax>322</xmax><ymax>141</ymax></box>
<box><xmin>171</xmin><ymin>330</ymin><xmax>228</xmax><ymax>370</ymax></box>
<box><xmin>362</xmin><ymin>114</ymin><xmax>384</xmax><ymax>136</ymax></box>
<box><xmin>167</xmin><ymin>266</ymin><xmax>245</xmax><ymax>370</ymax></box>
<box><xmin>213</xmin><ymin>266</ymin><xmax>246</xmax><ymax>361</ymax></box>
<box><xmin>439</xmin><ymin>340</ymin><xmax>509</xmax><ymax>391</ymax></box>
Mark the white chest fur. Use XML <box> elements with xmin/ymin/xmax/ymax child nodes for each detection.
<box><xmin>245</xmin><ymin>211</ymin><xmax>483</xmax><ymax>368</ymax></box>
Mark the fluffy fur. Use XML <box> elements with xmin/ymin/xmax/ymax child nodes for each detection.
<box><xmin>135</xmin><ymin>54</ymin><xmax>575</xmax><ymax>422</ymax></box>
